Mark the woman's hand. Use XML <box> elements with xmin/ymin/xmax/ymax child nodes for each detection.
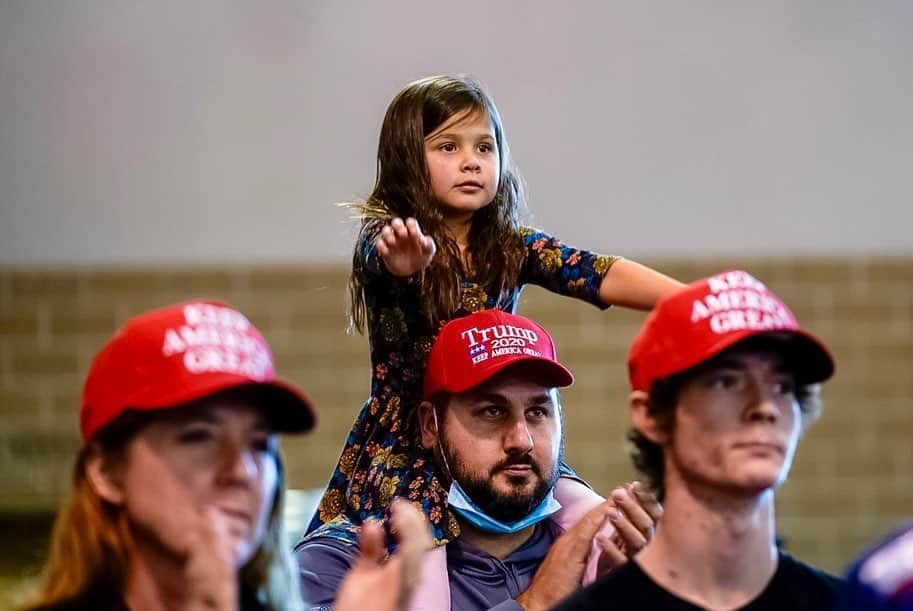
<box><xmin>335</xmin><ymin>499</ymin><xmax>433</xmax><ymax>611</ymax></box>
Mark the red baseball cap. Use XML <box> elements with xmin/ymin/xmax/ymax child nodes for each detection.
<box><xmin>81</xmin><ymin>300</ymin><xmax>316</xmax><ymax>441</ymax></box>
<box><xmin>628</xmin><ymin>270</ymin><xmax>835</xmax><ymax>391</ymax></box>
<box><xmin>423</xmin><ymin>310</ymin><xmax>573</xmax><ymax>400</ymax></box>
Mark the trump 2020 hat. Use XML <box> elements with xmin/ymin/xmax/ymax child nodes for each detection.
<box><xmin>423</xmin><ymin>310</ymin><xmax>573</xmax><ymax>400</ymax></box>
<box><xmin>81</xmin><ymin>300</ymin><xmax>315</xmax><ymax>441</ymax></box>
<box><xmin>628</xmin><ymin>270</ymin><xmax>835</xmax><ymax>392</ymax></box>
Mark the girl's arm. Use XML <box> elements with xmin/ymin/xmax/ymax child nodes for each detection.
<box><xmin>598</xmin><ymin>258</ymin><xmax>684</xmax><ymax>311</ymax></box>
<box><xmin>519</xmin><ymin>228</ymin><xmax>682</xmax><ymax>311</ymax></box>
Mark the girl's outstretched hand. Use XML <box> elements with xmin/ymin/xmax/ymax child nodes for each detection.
<box><xmin>376</xmin><ymin>217</ymin><xmax>436</xmax><ymax>277</ymax></box>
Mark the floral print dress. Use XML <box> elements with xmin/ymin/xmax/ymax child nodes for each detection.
<box><xmin>304</xmin><ymin>227</ymin><xmax>617</xmax><ymax>547</ymax></box>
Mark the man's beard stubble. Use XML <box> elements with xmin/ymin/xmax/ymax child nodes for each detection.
<box><xmin>437</xmin><ymin>434</ymin><xmax>560</xmax><ymax>523</ymax></box>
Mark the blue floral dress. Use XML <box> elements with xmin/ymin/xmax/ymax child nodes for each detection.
<box><xmin>305</xmin><ymin>227</ymin><xmax>616</xmax><ymax>546</ymax></box>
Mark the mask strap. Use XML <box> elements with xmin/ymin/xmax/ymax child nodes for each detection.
<box><xmin>432</xmin><ymin>407</ymin><xmax>455</xmax><ymax>482</ymax></box>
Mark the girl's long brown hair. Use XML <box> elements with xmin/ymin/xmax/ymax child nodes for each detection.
<box><xmin>24</xmin><ymin>411</ymin><xmax>304</xmax><ymax>611</ymax></box>
<box><xmin>348</xmin><ymin>75</ymin><xmax>528</xmax><ymax>332</ymax></box>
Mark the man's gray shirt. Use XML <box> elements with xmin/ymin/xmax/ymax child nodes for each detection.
<box><xmin>296</xmin><ymin>521</ymin><xmax>561</xmax><ymax>610</ymax></box>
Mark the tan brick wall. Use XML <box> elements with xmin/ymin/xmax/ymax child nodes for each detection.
<box><xmin>1</xmin><ymin>259</ymin><xmax>911</xmax><ymax>573</ymax></box>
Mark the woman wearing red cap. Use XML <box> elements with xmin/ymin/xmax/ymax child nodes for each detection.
<box><xmin>23</xmin><ymin>301</ymin><xmax>429</xmax><ymax>611</ymax></box>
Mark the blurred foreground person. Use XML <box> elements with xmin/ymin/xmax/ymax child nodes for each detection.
<box><xmin>24</xmin><ymin>301</ymin><xmax>430</xmax><ymax>611</ymax></box>
<box><xmin>837</xmin><ymin>519</ymin><xmax>913</xmax><ymax>611</ymax></box>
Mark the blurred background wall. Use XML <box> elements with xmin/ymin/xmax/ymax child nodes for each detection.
<box><xmin>1</xmin><ymin>0</ymin><xmax>911</xmax><ymax>604</ymax></box>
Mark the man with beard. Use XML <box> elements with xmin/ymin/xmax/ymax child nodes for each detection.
<box><xmin>295</xmin><ymin>310</ymin><xmax>661</xmax><ymax>610</ymax></box>
<box><xmin>553</xmin><ymin>270</ymin><xmax>845</xmax><ymax>611</ymax></box>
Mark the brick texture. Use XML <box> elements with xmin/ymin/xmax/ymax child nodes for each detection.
<box><xmin>1</xmin><ymin>259</ymin><xmax>911</xmax><ymax>573</ymax></box>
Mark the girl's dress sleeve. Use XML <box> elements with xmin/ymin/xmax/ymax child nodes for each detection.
<box><xmin>519</xmin><ymin>227</ymin><xmax>618</xmax><ymax>309</ymax></box>
<box><xmin>358</xmin><ymin>221</ymin><xmax>386</xmax><ymax>276</ymax></box>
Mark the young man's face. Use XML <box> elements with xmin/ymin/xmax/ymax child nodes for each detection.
<box><xmin>422</xmin><ymin>369</ymin><xmax>562</xmax><ymax>522</ymax></box>
<box><xmin>665</xmin><ymin>348</ymin><xmax>802</xmax><ymax>497</ymax></box>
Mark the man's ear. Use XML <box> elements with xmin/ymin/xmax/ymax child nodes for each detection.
<box><xmin>630</xmin><ymin>390</ymin><xmax>668</xmax><ymax>445</ymax></box>
<box><xmin>85</xmin><ymin>445</ymin><xmax>126</xmax><ymax>505</ymax></box>
<box><xmin>417</xmin><ymin>400</ymin><xmax>439</xmax><ymax>450</ymax></box>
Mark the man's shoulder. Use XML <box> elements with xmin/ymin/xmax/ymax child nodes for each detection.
<box><xmin>776</xmin><ymin>551</ymin><xmax>845</xmax><ymax>589</ymax></box>
<box><xmin>555</xmin><ymin>554</ymin><xmax>846</xmax><ymax>611</ymax></box>
<box><xmin>295</xmin><ymin>525</ymin><xmax>363</xmax><ymax>607</ymax></box>
<box><xmin>294</xmin><ymin>527</ymin><xmax>361</xmax><ymax>569</ymax></box>
<box><xmin>552</xmin><ymin>561</ymin><xmax>667</xmax><ymax>610</ymax></box>
<box><xmin>586</xmin><ymin>559</ymin><xmax>653</xmax><ymax>591</ymax></box>
<box><xmin>758</xmin><ymin>551</ymin><xmax>845</xmax><ymax>609</ymax></box>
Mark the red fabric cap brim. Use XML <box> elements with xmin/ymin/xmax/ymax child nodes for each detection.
<box><xmin>434</xmin><ymin>356</ymin><xmax>574</xmax><ymax>397</ymax></box>
<box><xmin>83</xmin><ymin>374</ymin><xmax>315</xmax><ymax>441</ymax></box>
<box><xmin>641</xmin><ymin>329</ymin><xmax>835</xmax><ymax>391</ymax></box>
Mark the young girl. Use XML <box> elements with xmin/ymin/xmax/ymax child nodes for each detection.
<box><xmin>308</xmin><ymin>75</ymin><xmax>682</xmax><ymax>548</ymax></box>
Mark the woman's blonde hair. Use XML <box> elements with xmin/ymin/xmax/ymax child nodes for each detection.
<box><xmin>24</xmin><ymin>413</ymin><xmax>304</xmax><ymax>611</ymax></box>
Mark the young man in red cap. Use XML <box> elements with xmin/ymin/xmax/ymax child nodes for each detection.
<box><xmin>296</xmin><ymin>309</ymin><xmax>662</xmax><ymax>611</ymax></box>
<box><xmin>554</xmin><ymin>270</ymin><xmax>844</xmax><ymax>610</ymax></box>
<box><xmin>26</xmin><ymin>300</ymin><xmax>430</xmax><ymax>611</ymax></box>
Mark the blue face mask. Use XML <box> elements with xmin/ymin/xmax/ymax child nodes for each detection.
<box><xmin>432</xmin><ymin>407</ymin><xmax>562</xmax><ymax>535</ymax></box>
<box><xmin>447</xmin><ymin>479</ymin><xmax>562</xmax><ymax>534</ymax></box>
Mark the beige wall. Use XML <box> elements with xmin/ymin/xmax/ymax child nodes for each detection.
<box><xmin>2</xmin><ymin>259</ymin><xmax>911</xmax><ymax>573</ymax></box>
<box><xmin>2</xmin><ymin>1</ymin><xmax>912</xmax><ymax>265</ymax></box>
<box><xmin>2</xmin><ymin>2</ymin><xmax>912</xmax><ymax>604</ymax></box>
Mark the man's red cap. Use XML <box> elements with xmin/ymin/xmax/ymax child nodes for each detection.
<box><xmin>81</xmin><ymin>300</ymin><xmax>315</xmax><ymax>441</ymax></box>
<box><xmin>422</xmin><ymin>310</ymin><xmax>573</xmax><ymax>400</ymax></box>
<box><xmin>628</xmin><ymin>270</ymin><xmax>835</xmax><ymax>391</ymax></box>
